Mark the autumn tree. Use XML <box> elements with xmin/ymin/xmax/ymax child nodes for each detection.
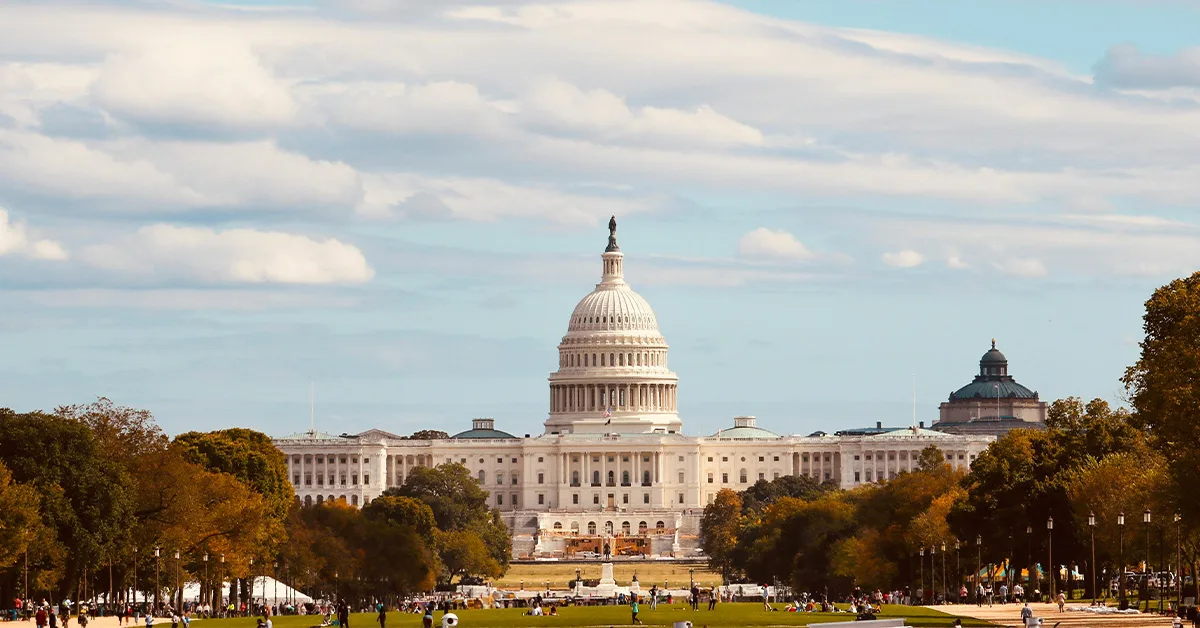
<box><xmin>1122</xmin><ymin>272</ymin><xmax>1200</xmax><ymax>522</ymax></box>
<box><xmin>700</xmin><ymin>489</ymin><xmax>744</xmax><ymax>582</ymax></box>
<box><xmin>362</xmin><ymin>495</ymin><xmax>437</xmax><ymax>541</ymax></box>
<box><xmin>740</xmin><ymin>475</ymin><xmax>828</xmax><ymax>514</ymax></box>
<box><xmin>436</xmin><ymin>530</ymin><xmax>502</xmax><ymax>584</ymax></box>
<box><xmin>0</xmin><ymin>460</ymin><xmax>41</xmax><ymax>569</ymax></box>
<box><xmin>173</xmin><ymin>428</ymin><xmax>293</xmax><ymax>520</ymax></box>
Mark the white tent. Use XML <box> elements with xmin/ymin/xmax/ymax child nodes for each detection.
<box><xmin>180</xmin><ymin>578</ymin><xmax>313</xmax><ymax>605</ymax></box>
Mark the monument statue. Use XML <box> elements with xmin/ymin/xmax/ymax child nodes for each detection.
<box><xmin>605</xmin><ymin>216</ymin><xmax>620</xmax><ymax>252</ymax></box>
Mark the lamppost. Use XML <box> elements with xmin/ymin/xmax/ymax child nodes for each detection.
<box><xmin>203</xmin><ymin>554</ymin><xmax>209</xmax><ymax>611</ymax></box>
<box><xmin>174</xmin><ymin>550</ymin><xmax>182</xmax><ymax>612</ymax></box>
<box><xmin>1047</xmin><ymin>517</ymin><xmax>1055</xmax><ymax>598</ymax></box>
<box><xmin>1118</xmin><ymin>512</ymin><xmax>1126</xmax><ymax>608</ymax></box>
<box><xmin>575</xmin><ymin>568</ymin><xmax>581</xmax><ymax>592</ymax></box>
<box><xmin>133</xmin><ymin>547</ymin><xmax>138</xmax><ymax>612</ymax></box>
<box><xmin>1176</xmin><ymin>514</ymin><xmax>1183</xmax><ymax>610</ymax></box>
<box><xmin>249</xmin><ymin>558</ymin><xmax>255</xmax><ymax>612</ymax></box>
<box><xmin>941</xmin><ymin>542</ymin><xmax>948</xmax><ymax>602</ymax></box>
<box><xmin>689</xmin><ymin>568</ymin><xmax>694</xmax><ymax>589</ymax></box>
<box><xmin>274</xmin><ymin>562</ymin><xmax>279</xmax><ymax>612</ymax></box>
<box><xmin>955</xmin><ymin>541</ymin><xmax>961</xmax><ymax>601</ymax></box>
<box><xmin>1026</xmin><ymin>526</ymin><xmax>1032</xmax><ymax>592</ymax></box>
<box><xmin>1144</xmin><ymin>509</ymin><xmax>1152</xmax><ymax>612</ymax></box>
<box><xmin>931</xmin><ymin>544</ymin><xmax>938</xmax><ymax>603</ymax></box>
<box><xmin>154</xmin><ymin>547</ymin><xmax>161</xmax><ymax>614</ymax></box>
<box><xmin>220</xmin><ymin>554</ymin><xmax>225</xmax><ymax>613</ymax></box>
<box><xmin>920</xmin><ymin>546</ymin><xmax>925</xmax><ymax>604</ymax></box>
<box><xmin>975</xmin><ymin>536</ymin><xmax>982</xmax><ymax>604</ymax></box>
<box><xmin>1088</xmin><ymin>512</ymin><xmax>1097</xmax><ymax>605</ymax></box>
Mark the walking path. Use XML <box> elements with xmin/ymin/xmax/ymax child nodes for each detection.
<box><xmin>926</xmin><ymin>602</ymin><xmax>1177</xmax><ymax>628</ymax></box>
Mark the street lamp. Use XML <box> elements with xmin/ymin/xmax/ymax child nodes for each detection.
<box><xmin>220</xmin><ymin>554</ymin><xmax>225</xmax><ymax>613</ymax></box>
<box><xmin>931</xmin><ymin>544</ymin><xmax>939</xmax><ymax>603</ymax></box>
<box><xmin>1047</xmin><ymin>517</ymin><xmax>1055</xmax><ymax>598</ymax></box>
<box><xmin>1144</xmin><ymin>509</ymin><xmax>1152</xmax><ymax>612</ymax></box>
<box><xmin>273</xmin><ymin>562</ymin><xmax>279</xmax><ymax>613</ymax></box>
<box><xmin>203</xmin><ymin>554</ymin><xmax>209</xmax><ymax>611</ymax></box>
<box><xmin>249</xmin><ymin>558</ymin><xmax>255</xmax><ymax>613</ymax></box>
<box><xmin>1025</xmin><ymin>525</ymin><xmax>1032</xmax><ymax>593</ymax></box>
<box><xmin>1176</xmin><ymin>514</ymin><xmax>1183</xmax><ymax>611</ymax></box>
<box><xmin>955</xmin><ymin>541</ymin><xmax>961</xmax><ymax>601</ymax></box>
<box><xmin>133</xmin><ymin>547</ymin><xmax>138</xmax><ymax>613</ymax></box>
<box><xmin>1118</xmin><ymin>512</ymin><xmax>1126</xmax><ymax>608</ymax></box>
<box><xmin>174</xmin><ymin>550</ymin><xmax>181</xmax><ymax>612</ymax></box>
<box><xmin>154</xmin><ymin>547</ymin><xmax>161</xmax><ymax>614</ymax></box>
<box><xmin>920</xmin><ymin>546</ymin><xmax>925</xmax><ymax>604</ymax></box>
<box><xmin>689</xmin><ymin>568</ymin><xmax>695</xmax><ymax>589</ymax></box>
<box><xmin>975</xmin><ymin>536</ymin><xmax>982</xmax><ymax>605</ymax></box>
<box><xmin>941</xmin><ymin>542</ymin><xmax>948</xmax><ymax>602</ymax></box>
<box><xmin>1088</xmin><ymin>512</ymin><xmax>1097</xmax><ymax>605</ymax></box>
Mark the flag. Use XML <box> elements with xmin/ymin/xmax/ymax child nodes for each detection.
<box><xmin>602</xmin><ymin>406</ymin><xmax>612</xmax><ymax>418</ymax></box>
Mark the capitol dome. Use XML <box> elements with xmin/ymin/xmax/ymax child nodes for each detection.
<box><xmin>544</xmin><ymin>217</ymin><xmax>681</xmax><ymax>436</ymax></box>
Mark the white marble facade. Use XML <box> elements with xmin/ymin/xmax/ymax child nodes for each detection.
<box><xmin>274</xmin><ymin>219</ymin><xmax>994</xmax><ymax>559</ymax></box>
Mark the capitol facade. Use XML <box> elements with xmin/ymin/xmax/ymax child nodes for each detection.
<box><xmin>274</xmin><ymin>219</ymin><xmax>1009</xmax><ymax>560</ymax></box>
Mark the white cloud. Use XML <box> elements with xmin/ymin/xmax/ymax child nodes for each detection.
<box><xmin>1094</xmin><ymin>43</ymin><xmax>1200</xmax><ymax>90</ymax></box>
<box><xmin>881</xmin><ymin>249</ymin><xmax>925</xmax><ymax>268</ymax></box>
<box><xmin>993</xmin><ymin>258</ymin><xmax>1048</xmax><ymax>278</ymax></box>
<box><xmin>79</xmin><ymin>225</ymin><xmax>374</xmax><ymax>284</ymax></box>
<box><xmin>91</xmin><ymin>39</ymin><xmax>297</xmax><ymax>129</ymax></box>
<box><xmin>737</xmin><ymin>228</ymin><xmax>814</xmax><ymax>261</ymax></box>
<box><xmin>0</xmin><ymin>209</ymin><xmax>68</xmax><ymax>261</ymax></box>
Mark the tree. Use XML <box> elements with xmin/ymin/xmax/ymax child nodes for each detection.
<box><xmin>389</xmin><ymin>463</ymin><xmax>490</xmax><ymax>531</ymax></box>
<box><xmin>435</xmin><ymin>530</ymin><xmax>502</xmax><ymax>584</ymax></box>
<box><xmin>700</xmin><ymin>489</ymin><xmax>743</xmax><ymax>582</ymax></box>
<box><xmin>55</xmin><ymin>397</ymin><xmax>168</xmax><ymax>463</ymax></box>
<box><xmin>740</xmin><ymin>475</ymin><xmax>828</xmax><ymax>514</ymax></box>
<box><xmin>362</xmin><ymin>495</ymin><xmax>437</xmax><ymax>541</ymax></box>
<box><xmin>0</xmin><ymin>410</ymin><xmax>134</xmax><ymax>598</ymax></box>
<box><xmin>0</xmin><ymin>460</ymin><xmax>41</xmax><ymax>569</ymax></box>
<box><xmin>917</xmin><ymin>445</ymin><xmax>947</xmax><ymax>472</ymax></box>
<box><xmin>173</xmin><ymin>428</ymin><xmax>292</xmax><ymax>519</ymax></box>
<box><xmin>1122</xmin><ymin>272</ymin><xmax>1200</xmax><ymax>522</ymax></box>
<box><xmin>409</xmin><ymin>430</ymin><xmax>449</xmax><ymax>440</ymax></box>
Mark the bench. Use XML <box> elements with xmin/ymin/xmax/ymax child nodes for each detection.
<box><xmin>809</xmin><ymin>619</ymin><xmax>907</xmax><ymax>628</ymax></box>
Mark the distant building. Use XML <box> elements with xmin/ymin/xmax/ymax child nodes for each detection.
<box><xmin>274</xmin><ymin>219</ymin><xmax>994</xmax><ymax>560</ymax></box>
<box><xmin>932</xmin><ymin>340</ymin><xmax>1048</xmax><ymax>436</ymax></box>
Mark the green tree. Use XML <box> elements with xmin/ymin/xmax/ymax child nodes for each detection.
<box><xmin>435</xmin><ymin>530</ymin><xmax>502</xmax><ymax>584</ymax></box>
<box><xmin>740</xmin><ymin>475</ymin><xmax>828</xmax><ymax>514</ymax></box>
<box><xmin>1122</xmin><ymin>272</ymin><xmax>1200</xmax><ymax>522</ymax></box>
<box><xmin>55</xmin><ymin>397</ymin><xmax>168</xmax><ymax>463</ymax></box>
<box><xmin>0</xmin><ymin>410</ymin><xmax>134</xmax><ymax>598</ymax></box>
<box><xmin>389</xmin><ymin>463</ymin><xmax>490</xmax><ymax>531</ymax></box>
<box><xmin>408</xmin><ymin>430</ymin><xmax>449</xmax><ymax>440</ymax></box>
<box><xmin>917</xmin><ymin>445</ymin><xmax>947</xmax><ymax>471</ymax></box>
<box><xmin>0</xmin><ymin>460</ymin><xmax>42</xmax><ymax>569</ymax></box>
<box><xmin>173</xmin><ymin>428</ymin><xmax>292</xmax><ymax>519</ymax></box>
<box><xmin>700</xmin><ymin>488</ymin><xmax>743</xmax><ymax>582</ymax></box>
<box><xmin>362</xmin><ymin>495</ymin><xmax>437</xmax><ymax>541</ymax></box>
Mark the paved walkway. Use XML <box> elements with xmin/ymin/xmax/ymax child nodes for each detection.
<box><xmin>926</xmin><ymin>602</ymin><xmax>1178</xmax><ymax>628</ymax></box>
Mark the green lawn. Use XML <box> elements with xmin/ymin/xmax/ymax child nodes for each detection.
<box><xmin>194</xmin><ymin>604</ymin><xmax>992</xmax><ymax>628</ymax></box>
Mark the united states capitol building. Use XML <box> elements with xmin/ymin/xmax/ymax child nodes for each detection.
<box><xmin>274</xmin><ymin>219</ymin><xmax>1045</xmax><ymax>559</ymax></box>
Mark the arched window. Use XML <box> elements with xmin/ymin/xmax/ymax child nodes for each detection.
<box><xmin>604</xmin><ymin>521</ymin><xmax>614</xmax><ymax>535</ymax></box>
<box><xmin>607</xmin><ymin>470</ymin><xmax>615</xmax><ymax>485</ymax></box>
<box><xmin>316</xmin><ymin>495</ymin><xmax>324</xmax><ymax>504</ymax></box>
<box><xmin>351</xmin><ymin>495</ymin><xmax>359</xmax><ymax>506</ymax></box>
<box><xmin>637</xmin><ymin>353</ymin><xmax>642</xmax><ymax>366</ymax></box>
<box><xmin>610</xmin><ymin>353</ymin><xmax>615</xmax><ymax>366</ymax></box>
<box><xmin>642</xmin><ymin>470</ymin><xmax>651</xmax><ymax>485</ymax></box>
<box><xmin>477</xmin><ymin>470</ymin><xmax>485</xmax><ymax>483</ymax></box>
<box><xmin>572</xmin><ymin>470</ymin><xmax>580</xmax><ymax>486</ymax></box>
<box><xmin>592</xmin><ymin>353</ymin><xmax>597</xmax><ymax>365</ymax></box>
<box><xmin>621</xmin><ymin>521</ymin><xmax>631</xmax><ymax>535</ymax></box>
<box><xmin>553</xmin><ymin>522</ymin><xmax>563</xmax><ymax>530</ymax></box>
<box><xmin>655</xmin><ymin>521</ymin><xmax>665</xmax><ymax>529</ymax></box>
<box><xmin>497</xmin><ymin>472</ymin><xmax>504</xmax><ymax>485</ymax></box>
<box><xmin>619</xmin><ymin>353</ymin><xmax>625</xmax><ymax>366</ymax></box>
<box><xmin>511</xmin><ymin>473</ymin><xmax>518</xmax><ymax>485</ymax></box>
<box><xmin>592</xmin><ymin>470</ymin><xmax>600</xmax><ymax>485</ymax></box>
<box><xmin>304</xmin><ymin>495</ymin><xmax>313</xmax><ymax>506</ymax></box>
<box><xmin>622</xmin><ymin>471</ymin><xmax>630</xmax><ymax>485</ymax></box>
<box><xmin>601</xmin><ymin>354</ymin><xmax>606</xmax><ymax>366</ymax></box>
<box><xmin>638</xmin><ymin>521</ymin><xmax>648</xmax><ymax>533</ymax></box>
<box><xmin>571</xmin><ymin>521</ymin><xmax>580</xmax><ymax>532</ymax></box>
<box><xmin>739</xmin><ymin>469</ymin><xmax>748</xmax><ymax>483</ymax></box>
<box><xmin>587</xmin><ymin>521</ymin><xmax>597</xmax><ymax>535</ymax></box>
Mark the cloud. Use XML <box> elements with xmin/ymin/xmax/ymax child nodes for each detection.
<box><xmin>737</xmin><ymin>228</ymin><xmax>814</xmax><ymax>261</ymax></box>
<box><xmin>881</xmin><ymin>249</ymin><xmax>925</xmax><ymax>268</ymax></box>
<box><xmin>91</xmin><ymin>40</ymin><xmax>298</xmax><ymax>130</ymax></box>
<box><xmin>1094</xmin><ymin>43</ymin><xmax>1200</xmax><ymax>90</ymax></box>
<box><xmin>0</xmin><ymin>209</ymin><xmax>68</xmax><ymax>261</ymax></box>
<box><xmin>79</xmin><ymin>225</ymin><xmax>374</xmax><ymax>284</ymax></box>
<box><xmin>993</xmin><ymin>258</ymin><xmax>1048</xmax><ymax>278</ymax></box>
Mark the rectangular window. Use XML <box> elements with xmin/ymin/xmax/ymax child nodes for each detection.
<box><xmin>677</xmin><ymin>456</ymin><xmax>683</xmax><ymax>462</ymax></box>
<box><xmin>539</xmin><ymin>457</ymin><xmax>545</xmax><ymax>463</ymax></box>
<box><xmin>707</xmin><ymin>473</ymin><xmax>714</xmax><ymax>484</ymax></box>
<box><xmin>573</xmin><ymin>494</ymin><xmax>579</xmax><ymax>504</ymax></box>
<box><xmin>304</xmin><ymin>474</ymin><xmax>312</xmax><ymax>486</ymax></box>
<box><xmin>721</xmin><ymin>473</ymin><xmax>728</xmax><ymax>483</ymax></box>
<box><xmin>643</xmin><ymin>493</ymin><xmax>650</xmax><ymax>504</ymax></box>
<box><xmin>678</xmin><ymin>493</ymin><xmax>684</xmax><ymax>504</ymax></box>
<box><xmin>363</xmin><ymin>474</ymin><xmax>369</xmax><ymax>485</ymax></box>
<box><xmin>538</xmin><ymin>494</ymin><xmax>545</xmax><ymax>505</ymax></box>
<box><xmin>678</xmin><ymin>471</ymin><xmax>684</xmax><ymax>483</ymax></box>
<box><xmin>721</xmin><ymin>456</ymin><xmax>728</xmax><ymax>462</ymax></box>
<box><xmin>865</xmin><ymin>470</ymin><xmax>872</xmax><ymax>481</ymax></box>
<box><xmin>593</xmin><ymin>494</ymin><xmax>600</xmax><ymax>504</ymax></box>
<box><xmin>293</xmin><ymin>474</ymin><xmax>300</xmax><ymax>485</ymax></box>
<box><xmin>758</xmin><ymin>473</ymin><xmax>765</xmax><ymax>481</ymax></box>
<box><xmin>340</xmin><ymin>457</ymin><xmax>347</xmax><ymax>463</ymax></box>
<box><xmin>607</xmin><ymin>456</ymin><xmax>614</xmax><ymax>462</ymax></box>
<box><xmin>497</xmin><ymin>457</ymin><xmax>503</xmax><ymax>464</ymax></box>
<box><xmin>340</xmin><ymin>475</ymin><xmax>347</xmax><ymax>485</ymax></box>
<box><xmin>622</xmin><ymin>494</ymin><xmax>629</xmax><ymax>504</ymax></box>
<box><xmin>363</xmin><ymin>457</ymin><xmax>369</xmax><ymax>463</ymax></box>
<box><xmin>512</xmin><ymin>458</ymin><xmax>518</xmax><ymax>463</ymax></box>
<box><xmin>773</xmin><ymin>456</ymin><xmax>779</xmax><ymax>462</ymax></box>
<box><xmin>773</xmin><ymin>472</ymin><xmax>780</xmax><ymax>480</ymax></box>
<box><xmin>316</xmin><ymin>475</ymin><xmax>323</xmax><ymax>486</ymax></box>
<box><xmin>537</xmin><ymin>472</ymin><xmax>544</xmax><ymax>484</ymax></box>
<box><xmin>622</xmin><ymin>456</ymin><xmax>629</xmax><ymax>462</ymax></box>
<box><xmin>511</xmin><ymin>475</ymin><xmax>518</xmax><ymax>485</ymax></box>
<box><xmin>351</xmin><ymin>474</ymin><xmax>358</xmax><ymax>485</ymax></box>
<box><xmin>854</xmin><ymin>455</ymin><xmax>860</xmax><ymax>460</ymax></box>
<box><xmin>855</xmin><ymin>471</ymin><xmax>861</xmax><ymax>482</ymax></box>
<box><xmin>497</xmin><ymin>494</ymin><xmax>504</xmax><ymax>505</ymax></box>
<box><xmin>758</xmin><ymin>456</ymin><xmax>764</xmax><ymax>462</ymax></box>
<box><xmin>351</xmin><ymin>457</ymin><xmax>358</xmax><ymax>463</ymax></box>
<box><xmin>707</xmin><ymin>457</ymin><xmax>713</xmax><ymax>462</ymax></box>
<box><xmin>460</xmin><ymin>458</ymin><xmax>465</xmax><ymax>463</ymax></box>
<box><xmin>512</xmin><ymin>494</ymin><xmax>518</xmax><ymax>506</ymax></box>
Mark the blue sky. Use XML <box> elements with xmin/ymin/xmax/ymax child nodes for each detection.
<box><xmin>1</xmin><ymin>0</ymin><xmax>1198</xmax><ymax>438</ymax></box>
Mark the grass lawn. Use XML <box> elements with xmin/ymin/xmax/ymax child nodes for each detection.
<box><xmin>194</xmin><ymin>604</ymin><xmax>992</xmax><ymax>628</ymax></box>
<box><xmin>495</xmin><ymin>563</ymin><xmax>718</xmax><ymax>589</ymax></box>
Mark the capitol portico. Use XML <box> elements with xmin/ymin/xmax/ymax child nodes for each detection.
<box><xmin>274</xmin><ymin>218</ymin><xmax>1006</xmax><ymax>560</ymax></box>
